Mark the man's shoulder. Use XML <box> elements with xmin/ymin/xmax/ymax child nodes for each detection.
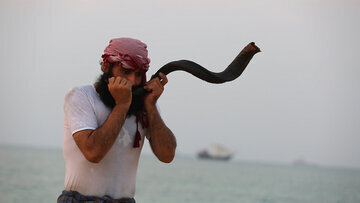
<box><xmin>65</xmin><ymin>85</ymin><xmax>95</xmax><ymax>97</ymax></box>
<box><xmin>68</xmin><ymin>85</ymin><xmax>94</xmax><ymax>93</ymax></box>
<box><xmin>64</xmin><ymin>85</ymin><xmax>98</xmax><ymax>103</ymax></box>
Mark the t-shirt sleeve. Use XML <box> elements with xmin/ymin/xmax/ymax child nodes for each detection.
<box><xmin>63</xmin><ymin>87</ymin><xmax>98</xmax><ymax>135</ymax></box>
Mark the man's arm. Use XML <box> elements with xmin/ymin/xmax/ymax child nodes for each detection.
<box><xmin>73</xmin><ymin>104</ymin><xmax>128</xmax><ymax>163</ymax></box>
<box><xmin>144</xmin><ymin>73</ymin><xmax>177</xmax><ymax>163</ymax></box>
<box><xmin>73</xmin><ymin>77</ymin><xmax>132</xmax><ymax>163</ymax></box>
<box><xmin>147</xmin><ymin>106</ymin><xmax>176</xmax><ymax>163</ymax></box>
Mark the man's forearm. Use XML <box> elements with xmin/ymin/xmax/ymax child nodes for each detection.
<box><xmin>146</xmin><ymin>105</ymin><xmax>176</xmax><ymax>163</ymax></box>
<box><xmin>74</xmin><ymin>104</ymin><xmax>128</xmax><ymax>163</ymax></box>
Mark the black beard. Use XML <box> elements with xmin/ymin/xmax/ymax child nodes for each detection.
<box><xmin>94</xmin><ymin>73</ymin><xmax>144</xmax><ymax>116</ymax></box>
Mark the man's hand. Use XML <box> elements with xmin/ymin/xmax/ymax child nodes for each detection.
<box><xmin>143</xmin><ymin>73</ymin><xmax>176</xmax><ymax>163</ymax></box>
<box><xmin>108</xmin><ymin>77</ymin><xmax>133</xmax><ymax>108</ymax></box>
<box><xmin>144</xmin><ymin>73</ymin><xmax>168</xmax><ymax>111</ymax></box>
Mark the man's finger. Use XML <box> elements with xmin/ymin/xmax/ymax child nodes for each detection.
<box><xmin>124</xmin><ymin>79</ymin><xmax>133</xmax><ymax>88</ymax></box>
<box><xmin>108</xmin><ymin>77</ymin><xmax>115</xmax><ymax>84</ymax></box>
<box><xmin>114</xmin><ymin>77</ymin><xmax>122</xmax><ymax>85</ymax></box>
<box><xmin>148</xmin><ymin>78</ymin><xmax>162</xmax><ymax>90</ymax></box>
<box><xmin>159</xmin><ymin>72</ymin><xmax>168</xmax><ymax>86</ymax></box>
<box><xmin>120</xmin><ymin>78</ymin><xmax>127</xmax><ymax>85</ymax></box>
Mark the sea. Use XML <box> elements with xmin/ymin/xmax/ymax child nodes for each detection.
<box><xmin>1</xmin><ymin>146</ymin><xmax>359</xmax><ymax>203</ymax></box>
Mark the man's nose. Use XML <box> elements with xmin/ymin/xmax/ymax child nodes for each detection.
<box><xmin>126</xmin><ymin>73</ymin><xmax>136</xmax><ymax>85</ymax></box>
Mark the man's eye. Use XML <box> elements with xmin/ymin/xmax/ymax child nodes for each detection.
<box><xmin>122</xmin><ymin>69</ymin><xmax>131</xmax><ymax>74</ymax></box>
<box><xmin>135</xmin><ymin>72</ymin><xmax>142</xmax><ymax>77</ymax></box>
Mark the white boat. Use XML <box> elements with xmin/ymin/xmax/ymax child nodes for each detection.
<box><xmin>197</xmin><ymin>144</ymin><xmax>233</xmax><ymax>161</ymax></box>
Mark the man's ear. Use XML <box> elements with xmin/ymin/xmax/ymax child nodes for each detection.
<box><xmin>101</xmin><ymin>62</ymin><xmax>109</xmax><ymax>73</ymax></box>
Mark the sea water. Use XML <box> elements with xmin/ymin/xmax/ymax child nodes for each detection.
<box><xmin>0</xmin><ymin>146</ymin><xmax>359</xmax><ymax>203</ymax></box>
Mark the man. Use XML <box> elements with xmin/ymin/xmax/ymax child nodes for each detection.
<box><xmin>58</xmin><ymin>38</ymin><xmax>176</xmax><ymax>202</ymax></box>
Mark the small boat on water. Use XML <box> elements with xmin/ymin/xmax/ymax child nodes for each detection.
<box><xmin>197</xmin><ymin>144</ymin><xmax>233</xmax><ymax>161</ymax></box>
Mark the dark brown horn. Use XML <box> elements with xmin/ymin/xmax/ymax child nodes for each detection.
<box><xmin>132</xmin><ymin>42</ymin><xmax>260</xmax><ymax>96</ymax></box>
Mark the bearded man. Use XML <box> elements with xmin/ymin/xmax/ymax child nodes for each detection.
<box><xmin>58</xmin><ymin>38</ymin><xmax>176</xmax><ymax>203</ymax></box>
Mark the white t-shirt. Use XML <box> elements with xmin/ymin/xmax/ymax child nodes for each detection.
<box><xmin>62</xmin><ymin>85</ymin><xmax>148</xmax><ymax>198</ymax></box>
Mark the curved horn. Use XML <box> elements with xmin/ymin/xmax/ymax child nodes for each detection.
<box><xmin>132</xmin><ymin>42</ymin><xmax>260</xmax><ymax>96</ymax></box>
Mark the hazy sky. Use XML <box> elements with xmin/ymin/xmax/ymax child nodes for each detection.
<box><xmin>1</xmin><ymin>0</ymin><xmax>359</xmax><ymax>168</ymax></box>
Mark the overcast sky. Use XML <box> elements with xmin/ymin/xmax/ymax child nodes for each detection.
<box><xmin>1</xmin><ymin>0</ymin><xmax>359</xmax><ymax>169</ymax></box>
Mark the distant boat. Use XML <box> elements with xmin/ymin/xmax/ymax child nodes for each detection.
<box><xmin>197</xmin><ymin>144</ymin><xmax>233</xmax><ymax>161</ymax></box>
